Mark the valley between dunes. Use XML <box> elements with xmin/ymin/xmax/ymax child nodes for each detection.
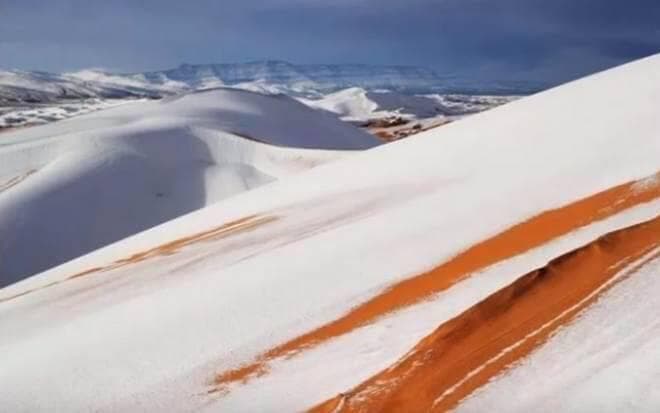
<box><xmin>0</xmin><ymin>55</ymin><xmax>659</xmax><ymax>412</ymax></box>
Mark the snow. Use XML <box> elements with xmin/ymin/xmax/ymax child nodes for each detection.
<box><xmin>26</xmin><ymin>61</ymin><xmax>447</xmax><ymax>102</ymax></box>
<box><xmin>141</xmin><ymin>61</ymin><xmax>446</xmax><ymax>94</ymax></box>
<box><xmin>0</xmin><ymin>98</ymin><xmax>138</xmax><ymax>129</ymax></box>
<box><xmin>200</xmin><ymin>201</ymin><xmax>660</xmax><ymax>412</ymax></box>
<box><xmin>2</xmin><ymin>63</ymin><xmax>520</xmax><ymax>134</ymax></box>
<box><xmin>299</xmin><ymin>88</ymin><xmax>386</xmax><ymax>121</ymax></box>
<box><xmin>458</xmin><ymin>251</ymin><xmax>660</xmax><ymax>413</ymax></box>
<box><xmin>65</xmin><ymin>69</ymin><xmax>189</xmax><ymax>94</ymax></box>
<box><xmin>299</xmin><ymin>87</ymin><xmax>518</xmax><ymax>122</ymax></box>
<box><xmin>0</xmin><ymin>87</ymin><xmax>378</xmax><ymax>284</ymax></box>
<box><xmin>0</xmin><ymin>69</ymin><xmax>162</xmax><ymax>105</ymax></box>
<box><xmin>0</xmin><ymin>54</ymin><xmax>659</xmax><ymax>411</ymax></box>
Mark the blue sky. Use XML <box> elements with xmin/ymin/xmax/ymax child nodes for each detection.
<box><xmin>1</xmin><ymin>0</ymin><xmax>659</xmax><ymax>85</ymax></box>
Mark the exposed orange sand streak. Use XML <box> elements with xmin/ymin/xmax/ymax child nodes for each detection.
<box><xmin>0</xmin><ymin>169</ymin><xmax>36</xmax><ymax>194</ymax></box>
<box><xmin>108</xmin><ymin>215</ymin><xmax>277</xmax><ymax>267</ymax></box>
<box><xmin>312</xmin><ymin>216</ymin><xmax>660</xmax><ymax>413</ymax></box>
<box><xmin>0</xmin><ymin>215</ymin><xmax>277</xmax><ymax>304</ymax></box>
<box><xmin>212</xmin><ymin>172</ymin><xmax>660</xmax><ymax>392</ymax></box>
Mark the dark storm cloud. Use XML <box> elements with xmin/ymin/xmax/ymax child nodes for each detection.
<box><xmin>1</xmin><ymin>0</ymin><xmax>659</xmax><ymax>84</ymax></box>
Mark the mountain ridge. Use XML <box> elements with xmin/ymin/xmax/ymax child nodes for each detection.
<box><xmin>0</xmin><ymin>61</ymin><xmax>547</xmax><ymax>106</ymax></box>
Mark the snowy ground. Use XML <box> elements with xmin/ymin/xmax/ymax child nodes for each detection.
<box><xmin>0</xmin><ymin>55</ymin><xmax>658</xmax><ymax>412</ymax></box>
<box><xmin>458</xmin><ymin>251</ymin><xmax>660</xmax><ymax>412</ymax></box>
<box><xmin>1</xmin><ymin>88</ymin><xmax>519</xmax><ymax>136</ymax></box>
<box><xmin>0</xmin><ymin>99</ymin><xmax>141</xmax><ymax>130</ymax></box>
<box><xmin>300</xmin><ymin>88</ymin><xmax>520</xmax><ymax>140</ymax></box>
<box><xmin>301</xmin><ymin>88</ymin><xmax>519</xmax><ymax>122</ymax></box>
<box><xmin>0</xmin><ymin>88</ymin><xmax>377</xmax><ymax>284</ymax></box>
<box><xmin>1</xmin><ymin>62</ymin><xmax>523</xmax><ymax>137</ymax></box>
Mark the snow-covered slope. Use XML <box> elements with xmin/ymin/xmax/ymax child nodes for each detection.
<box><xmin>2</xmin><ymin>61</ymin><xmax>542</xmax><ymax>108</ymax></box>
<box><xmin>1</xmin><ymin>55</ymin><xmax>659</xmax><ymax>412</ymax></box>
<box><xmin>0</xmin><ymin>70</ymin><xmax>164</xmax><ymax>105</ymax></box>
<box><xmin>0</xmin><ymin>88</ymin><xmax>378</xmax><ymax>285</ymax></box>
<box><xmin>0</xmin><ymin>98</ymin><xmax>139</xmax><ymax>129</ymax></box>
<box><xmin>457</xmin><ymin>249</ymin><xmax>660</xmax><ymax>412</ymax></box>
<box><xmin>1</xmin><ymin>61</ymin><xmax>527</xmax><ymax>139</ymax></box>
<box><xmin>66</xmin><ymin>69</ymin><xmax>189</xmax><ymax>94</ymax></box>
<box><xmin>300</xmin><ymin>87</ymin><xmax>519</xmax><ymax>122</ymax></box>
<box><xmin>1</xmin><ymin>62</ymin><xmax>520</xmax><ymax>131</ymax></box>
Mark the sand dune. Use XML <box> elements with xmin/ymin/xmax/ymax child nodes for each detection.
<box><xmin>0</xmin><ymin>88</ymin><xmax>377</xmax><ymax>285</ymax></box>
<box><xmin>313</xmin><ymin>217</ymin><xmax>660</xmax><ymax>412</ymax></box>
<box><xmin>0</xmin><ymin>55</ymin><xmax>658</xmax><ymax>412</ymax></box>
<box><xmin>212</xmin><ymin>172</ymin><xmax>660</xmax><ymax>393</ymax></box>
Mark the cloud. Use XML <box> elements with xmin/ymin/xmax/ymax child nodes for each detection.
<box><xmin>1</xmin><ymin>0</ymin><xmax>658</xmax><ymax>85</ymax></box>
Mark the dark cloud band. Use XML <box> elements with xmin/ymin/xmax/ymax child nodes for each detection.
<box><xmin>1</xmin><ymin>0</ymin><xmax>658</xmax><ymax>85</ymax></box>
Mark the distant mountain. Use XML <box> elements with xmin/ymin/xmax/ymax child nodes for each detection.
<box><xmin>299</xmin><ymin>87</ymin><xmax>520</xmax><ymax>122</ymax></box>
<box><xmin>0</xmin><ymin>70</ymin><xmax>164</xmax><ymax>106</ymax></box>
<box><xmin>137</xmin><ymin>61</ymin><xmax>446</xmax><ymax>93</ymax></box>
<box><xmin>0</xmin><ymin>61</ymin><xmax>546</xmax><ymax>106</ymax></box>
<box><xmin>121</xmin><ymin>61</ymin><xmax>549</xmax><ymax>95</ymax></box>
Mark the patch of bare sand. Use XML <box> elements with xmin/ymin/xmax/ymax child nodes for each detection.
<box><xmin>211</xmin><ymin>172</ymin><xmax>660</xmax><ymax>395</ymax></box>
<box><xmin>0</xmin><ymin>215</ymin><xmax>277</xmax><ymax>303</ymax></box>
<box><xmin>312</xmin><ymin>216</ymin><xmax>660</xmax><ymax>412</ymax></box>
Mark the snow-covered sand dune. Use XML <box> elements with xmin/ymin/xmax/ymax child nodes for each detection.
<box><xmin>0</xmin><ymin>55</ymin><xmax>659</xmax><ymax>412</ymax></box>
<box><xmin>300</xmin><ymin>86</ymin><xmax>517</xmax><ymax>122</ymax></box>
<box><xmin>0</xmin><ymin>88</ymin><xmax>378</xmax><ymax>284</ymax></box>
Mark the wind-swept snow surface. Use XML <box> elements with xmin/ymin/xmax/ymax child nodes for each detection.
<box><xmin>1</xmin><ymin>63</ymin><xmax>521</xmax><ymax>132</ymax></box>
<box><xmin>299</xmin><ymin>88</ymin><xmax>519</xmax><ymax>141</ymax></box>
<box><xmin>0</xmin><ymin>55</ymin><xmax>659</xmax><ymax>412</ymax></box>
<box><xmin>0</xmin><ymin>88</ymin><xmax>378</xmax><ymax>284</ymax></box>
<box><xmin>300</xmin><ymin>87</ymin><xmax>517</xmax><ymax>122</ymax></box>
<box><xmin>0</xmin><ymin>69</ymin><xmax>163</xmax><ymax>105</ymax></box>
<box><xmin>457</xmin><ymin>249</ymin><xmax>660</xmax><ymax>412</ymax></box>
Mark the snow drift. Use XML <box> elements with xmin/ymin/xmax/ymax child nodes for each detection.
<box><xmin>0</xmin><ymin>88</ymin><xmax>378</xmax><ymax>284</ymax></box>
<box><xmin>0</xmin><ymin>55</ymin><xmax>659</xmax><ymax>412</ymax></box>
<box><xmin>300</xmin><ymin>87</ymin><xmax>518</xmax><ymax>122</ymax></box>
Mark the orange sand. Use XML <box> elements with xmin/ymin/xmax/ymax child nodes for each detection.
<box><xmin>370</xmin><ymin>118</ymin><xmax>451</xmax><ymax>142</ymax></box>
<box><xmin>212</xmin><ymin>172</ymin><xmax>660</xmax><ymax>393</ymax></box>
<box><xmin>0</xmin><ymin>215</ymin><xmax>276</xmax><ymax>303</ymax></box>
<box><xmin>312</xmin><ymin>216</ymin><xmax>660</xmax><ymax>412</ymax></box>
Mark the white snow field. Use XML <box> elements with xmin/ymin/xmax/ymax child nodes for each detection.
<box><xmin>0</xmin><ymin>54</ymin><xmax>659</xmax><ymax>412</ymax></box>
<box><xmin>1</xmin><ymin>61</ymin><xmax>519</xmax><ymax>133</ymax></box>
<box><xmin>0</xmin><ymin>98</ymin><xmax>139</xmax><ymax>129</ymax></box>
<box><xmin>0</xmin><ymin>88</ymin><xmax>379</xmax><ymax>284</ymax></box>
<box><xmin>299</xmin><ymin>86</ymin><xmax>518</xmax><ymax>122</ymax></box>
<box><xmin>457</xmin><ymin>251</ymin><xmax>660</xmax><ymax>413</ymax></box>
<box><xmin>0</xmin><ymin>69</ymin><xmax>164</xmax><ymax>105</ymax></box>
